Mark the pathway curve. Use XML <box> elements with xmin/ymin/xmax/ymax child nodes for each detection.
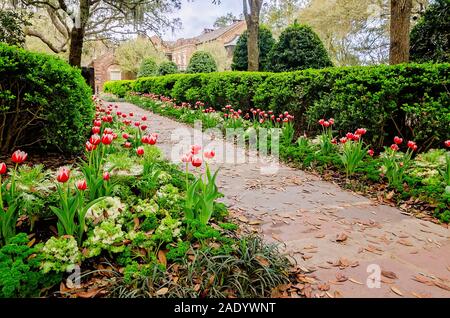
<box><xmin>114</xmin><ymin>102</ymin><xmax>450</xmax><ymax>298</ymax></box>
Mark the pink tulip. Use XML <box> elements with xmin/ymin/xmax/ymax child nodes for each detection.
<box><xmin>11</xmin><ymin>150</ymin><xmax>27</xmax><ymax>164</ymax></box>
<box><xmin>56</xmin><ymin>167</ymin><xmax>70</xmax><ymax>183</ymax></box>
<box><xmin>90</xmin><ymin>134</ymin><xmax>101</xmax><ymax>146</ymax></box>
<box><xmin>204</xmin><ymin>150</ymin><xmax>215</xmax><ymax>159</ymax></box>
<box><xmin>181</xmin><ymin>153</ymin><xmax>192</xmax><ymax>163</ymax></box>
<box><xmin>191</xmin><ymin>144</ymin><xmax>202</xmax><ymax>155</ymax></box>
<box><xmin>76</xmin><ymin>180</ymin><xmax>87</xmax><ymax>191</ymax></box>
<box><xmin>103</xmin><ymin>172</ymin><xmax>110</xmax><ymax>181</ymax></box>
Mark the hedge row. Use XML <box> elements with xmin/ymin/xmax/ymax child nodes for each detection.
<box><xmin>104</xmin><ymin>64</ymin><xmax>450</xmax><ymax>149</ymax></box>
<box><xmin>0</xmin><ymin>44</ymin><xmax>94</xmax><ymax>154</ymax></box>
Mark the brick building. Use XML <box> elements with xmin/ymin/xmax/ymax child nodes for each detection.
<box><xmin>92</xmin><ymin>20</ymin><xmax>247</xmax><ymax>93</ymax></box>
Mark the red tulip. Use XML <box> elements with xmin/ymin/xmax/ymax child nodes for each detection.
<box><xmin>134</xmin><ymin>122</ymin><xmax>141</xmax><ymax>127</ymax></box>
<box><xmin>204</xmin><ymin>150</ymin><xmax>215</xmax><ymax>159</ymax></box>
<box><xmin>93</xmin><ymin>119</ymin><xmax>102</xmax><ymax>127</ymax></box>
<box><xmin>318</xmin><ymin>119</ymin><xmax>325</xmax><ymax>126</ymax></box>
<box><xmin>181</xmin><ymin>153</ymin><xmax>192</xmax><ymax>163</ymax></box>
<box><xmin>112</xmin><ymin>133</ymin><xmax>118</xmax><ymax>140</ymax></box>
<box><xmin>124</xmin><ymin>142</ymin><xmax>132</xmax><ymax>148</ymax></box>
<box><xmin>346</xmin><ymin>133</ymin><xmax>355</xmax><ymax>140</ymax></box>
<box><xmin>393</xmin><ymin>136</ymin><xmax>403</xmax><ymax>145</ymax></box>
<box><xmin>148</xmin><ymin>136</ymin><xmax>157</xmax><ymax>145</ymax></box>
<box><xmin>104</xmin><ymin>128</ymin><xmax>113</xmax><ymax>134</ymax></box>
<box><xmin>367</xmin><ymin>149</ymin><xmax>374</xmax><ymax>157</ymax></box>
<box><xmin>107</xmin><ymin>115</ymin><xmax>113</xmax><ymax>122</ymax></box>
<box><xmin>92</xmin><ymin>126</ymin><xmax>101</xmax><ymax>134</ymax></box>
<box><xmin>85</xmin><ymin>141</ymin><xmax>96</xmax><ymax>152</ymax></box>
<box><xmin>390</xmin><ymin>144</ymin><xmax>399</xmax><ymax>151</ymax></box>
<box><xmin>101</xmin><ymin>134</ymin><xmax>113</xmax><ymax>145</ymax></box>
<box><xmin>76</xmin><ymin>180</ymin><xmax>87</xmax><ymax>191</ymax></box>
<box><xmin>122</xmin><ymin>114</ymin><xmax>127</xmax><ymax>118</ymax></box>
<box><xmin>103</xmin><ymin>172</ymin><xmax>110</xmax><ymax>181</ymax></box>
<box><xmin>407</xmin><ymin>141</ymin><xmax>418</xmax><ymax>151</ymax></box>
<box><xmin>11</xmin><ymin>150</ymin><xmax>27</xmax><ymax>164</ymax></box>
<box><xmin>0</xmin><ymin>162</ymin><xmax>6</xmax><ymax>175</ymax></box>
<box><xmin>355</xmin><ymin>128</ymin><xmax>367</xmax><ymax>136</ymax></box>
<box><xmin>191</xmin><ymin>157</ymin><xmax>202</xmax><ymax>167</ymax></box>
<box><xmin>340</xmin><ymin>137</ymin><xmax>348</xmax><ymax>144</ymax></box>
<box><xmin>444</xmin><ymin>140</ymin><xmax>450</xmax><ymax>148</ymax></box>
<box><xmin>331</xmin><ymin>138</ymin><xmax>337</xmax><ymax>145</ymax></box>
<box><xmin>191</xmin><ymin>144</ymin><xmax>202</xmax><ymax>155</ymax></box>
<box><xmin>328</xmin><ymin>118</ymin><xmax>335</xmax><ymax>125</ymax></box>
<box><xmin>136</xmin><ymin>146</ymin><xmax>145</xmax><ymax>156</ymax></box>
<box><xmin>117</xmin><ymin>111</ymin><xmax>122</xmax><ymax>116</ymax></box>
<box><xmin>122</xmin><ymin>133</ymin><xmax>129</xmax><ymax>140</ymax></box>
<box><xmin>56</xmin><ymin>167</ymin><xmax>70</xmax><ymax>183</ymax></box>
<box><xmin>141</xmin><ymin>116</ymin><xmax>147</xmax><ymax>121</ymax></box>
<box><xmin>90</xmin><ymin>134</ymin><xmax>101</xmax><ymax>145</ymax></box>
<box><xmin>323</xmin><ymin>121</ymin><xmax>330</xmax><ymax>128</ymax></box>
<box><xmin>129</xmin><ymin>112</ymin><xmax>134</xmax><ymax>117</ymax></box>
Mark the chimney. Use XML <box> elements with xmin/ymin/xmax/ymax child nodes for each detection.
<box><xmin>203</xmin><ymin>28</ymin><xmax>214</xmax><ymax>33</ymax></box>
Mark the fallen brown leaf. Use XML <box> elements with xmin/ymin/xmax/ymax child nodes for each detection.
<box><xmin>155</xmin><ymin>287</ymin><xmax>169</xmax><ymax>296</ymax></box>
<box><xmin>381</xmin><ymin>270</ymin><xmax>398</xmax><ymax>280</ymax></box>
<box><xmin>77</xmin><ymin>289</ymin><xmax>101</xmax><ymax>298</ymax></box>
<box><xmin>336</xmin><ymin>233</ymin><xmax>348</xmax><ymax>242</ymax></box>
<box><xmin>390</xmin><ymin>285</ymin><xmax>403</xmax><ymax>296</ymax></box>
<box><xmin>336</xmin><ymin>273</ymin><xmax>348</xmax><ymax>282</ymax></box>
<box><xmin>434</xmin><ymin>280</ymin><xmax>450</xmax><ymax>291</ymax></box>
<box><xmin>158</xmin><ymin>250</ymin><xmax>167</xmax><ymax>267</ymax></box>
<box><xmin>349</xmin><ymin>278</ymin><xmax>364</xmax><ymax>285</ymax></box>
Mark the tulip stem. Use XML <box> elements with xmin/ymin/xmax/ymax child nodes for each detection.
<box><xmin>0</xmin><ymin>176</ymin><xmax>3</xmax><ymax>211</ymax></box>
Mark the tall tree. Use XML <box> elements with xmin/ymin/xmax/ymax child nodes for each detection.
<box><xmin>243</xmin><ymin>0</ymin><xmax>264</xmax><ymax>71</ymax></box>
<box><xmin>389</xmin><ymin>0</ymin><xmax>413</xmax><ymax>64</ymax></box>
<box><xmin>10</xmin><ymin>0</ymin><xmax>181</xmax><ymax>67</ymax></box>
<box><xmin>213</xmin><ymin>12</ymin><xmax>239</xmax><ymax>28</ymax></box>
<box><xmin>261</xmin><ymin>0</ymin><xmax>306</xmax><ymax>37</ymax></box>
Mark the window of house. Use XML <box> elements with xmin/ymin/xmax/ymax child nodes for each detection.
<box><xmin>110</xmin><ymin>70</ymin><xmax>122</xmax><ymax>81</ymax></box>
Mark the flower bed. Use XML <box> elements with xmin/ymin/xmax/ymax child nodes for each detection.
<box><xmin>126</xmin><ymin>93</ymin><xmax>450</xmax><ymax>223</ymax></box>
<box><xmin>104</xmin><ymin>64</ymin><xmax>450</xmax><ymax>150</ymax></box>
<box><xmin>0</xmin><ymin>97</ymin><xmax>295</xmax><ymax>298</ymax></box>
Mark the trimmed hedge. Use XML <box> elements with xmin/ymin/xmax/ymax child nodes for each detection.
<box><xmin>104</xmin><ymin>80</ymin><xmax>135</xmax><ymax>98</ymax></box>
<box><xmin>0</xmin><ymin>44</ymin><xmax>94</xmax><ymax>154</ymax></box>
<box><xmin>104</xmin><ymin>63</ymin><xmax>450</xmax><ymax>149</ymax></box>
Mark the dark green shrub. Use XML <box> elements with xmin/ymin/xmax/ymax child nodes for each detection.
<box><xmin>268</xmin><ymin>22</ymin><xmax>333</xmax><ymax>72</ymax></box>
<box><xmin>410</xmin><ymin>0</ymin><xmax>450</xmax><ymax>63</ymax></box>
<box><xmin>104</xmin><ymin>80</ymin><xmax>135</xmax><ymax>98</ymax></box>
<box><xmin>231</xmin><ymin>26</ymin><xmax>276</xmax><ymax>71</ymax></box>
<box><xmin>137</xmin><ymin>58</ymin><xmax>158</xmax><ymax>78</ymax></box>
<box><xmin>0</xmin><ymin>43</ymin><xmax>94</xmax><ymax>154</ymax></box>
<box><xmin>186</xmin><ymin>51</ymin><xmax>217</xmax><ymax>73</ymax></box>
<box><xmin>158</xmin><ymin>61</ymin><xmax>178</xmax><ymax>75</ymax></box>
<box><xmin>103</xmin><ymin>63</ymin><xmax>450</xmax><ymax>150</ymax></box>
<box><xmin>0</xmin><ymin>233</ymin><xmax>61</xmax><ymax>298</ymax></box>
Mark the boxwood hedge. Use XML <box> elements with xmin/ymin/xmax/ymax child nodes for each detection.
<box><xmin>104</xmin><ymin>63</ymin><xmax>450</xmax><ymax>150</ymax></box>
<box><xmin>0</xmin><ymin>44</ymin><xmax>94</xmax><ymax>154</ymax></box>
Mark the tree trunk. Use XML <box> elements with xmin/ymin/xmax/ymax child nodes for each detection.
<box><xmin>243</xmin><ymin>0</ymin><xmax>263</xmax><ymax>71</ymax></box>
<box><xmin>68</xmin><ymin>0</ymin><xmax>90</xmax><ymax>67</ymax></box>
<box><xmin>389</xmin><ymin>0</ymin><xmax>413</xmax><ymax>64</ymax></box>
<box><xmin>247</xmin><ymin>18</ymin><xmax>259</xmax><ymax>71</ymax></box>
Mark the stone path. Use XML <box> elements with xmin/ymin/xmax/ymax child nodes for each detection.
<box><xmin>114</xmin><ymin>102</ymin><xmax>450</xmax><ymax>298</ymax></box>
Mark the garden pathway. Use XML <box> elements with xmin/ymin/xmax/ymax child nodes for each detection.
<box><xmin>114</xmin><ymin>102</ymin><xmax>450</xmax><ymax>298</ymax></box>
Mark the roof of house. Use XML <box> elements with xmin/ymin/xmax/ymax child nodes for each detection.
<box><xmin>195</xmin><ymin>20</ymin><xmax>245</xmax><ymax>44</ymax></box>
<box><xmin>162</xmin><ymin>20</ymin><xmax>245</xmax><ymax>49</ymax></box>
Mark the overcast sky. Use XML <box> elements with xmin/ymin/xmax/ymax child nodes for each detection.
<box><xmin>162</xmin><ymin>0</ymin><xmax>243</xmax><ymax>40</ymax></box>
